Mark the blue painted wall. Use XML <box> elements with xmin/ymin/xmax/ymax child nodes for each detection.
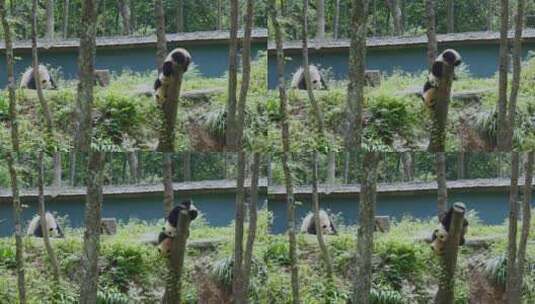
<box><xmin>268</xmin><ymin>42</ymin><xmax>535</xmax><ymax>89</ymax></box>
<box><xmin>268</xmin><ymin>189</ymin><xmax>535</xmax><ymax>234</ymax></box>
<box><xmin>0</xmin><ymin>191</ymin><xmax>268</xmax><ymax>237</ymax></box>
<box><xmin>0</xmin><ymin>41</ymin><xmax>266</xmax><ymax>88</ymax></box>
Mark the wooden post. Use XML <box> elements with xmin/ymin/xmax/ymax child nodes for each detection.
<box><xmin>435</xmin><ymin>202</ymin><xmax>466</xmax><ymax>304</ymax></box>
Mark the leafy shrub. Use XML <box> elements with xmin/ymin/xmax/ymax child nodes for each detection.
<box><xmin>375</xmin><ymin>241</ymin><xmax>425</xmax><ymax>290</ymax></box>
<box><xmin>366</xmin><ymin>95</ymin><xmax>417</xmax><ymax>146</ymax></box>
<box><xmin>370</xmin><ymin>284</ymin><xmax>405</xmax><ymax>304</ymax></box>
<box><xmin>263</xmin><ymin>238</ymin><xmax>291</xmax><ymax>266</ymax></box>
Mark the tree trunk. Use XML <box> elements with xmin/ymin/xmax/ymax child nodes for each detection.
<box><xmin>427</xmin><ymin>61</ymin><xmax>455</xmax><ymax>152</ymax></box>
<box><xmin>127</xmin><ymin>151</ymin><xmax>138</xmax><ymax>183</ymax></box>
<box><xmin>327</xmin><ymin>151</ymin><xmax>336</xmax><ymax>184</ymax></box>
<box><xmin>182</xmin><ymin>151</ymin><xmax>191</xmax><ymax>181</ymax></box>
<box><xmin>74</xmin><ymin>0</ymin><xmax>97</xmax><ymax>151</ymax></box>
<box><xmin>53</xmin><ymin>152</ymin><xmax>62</xmax><ymax>188</ymax></box>
<box><xmin>45</xmin><ymin>0</ymin><xmax>54</xmax><ymax>39</ymax></box>
<box><xmin>457</xmin><ymin>152</ymin><xmax>465</xmax><ymax>179</ymax></box>
<box><xmin>79</xmin><ymin>152</ymin><xmax>105</xmax><ymax>304</ymax></box>
<box><xmin>486</xmin><ymin>0</ymin><xmax>493</xmax><ymax>30</ymax></box>
<box><xmin>302</xmin><ymin>0</ymin><xmax>325</xmax><ymax>135</ymax></box>
<box><xmin>516</xmin><ymin>152</ymin><xmax>533</xmax><ymax>301</ymax></box>
<box><xmin>352</xmin><ymin>152</ymin><xmax>379</xmax><ymax>304</ymax></box>
<box><xmin>401</xmin><ymin>152</ymin><xmax>414</xmax><ymax>181</ymax></box>
<box><xmin>434</xmin><ymin>202</ymin><xmax>466</xmax><ymax>304</ymax></box>
<box><xmin>243</xmin><ymin>152</ymin><xmax>261</xmax><ymax>297</ymax></box>
<box><xmin>163</xmin><ymin>153</ymin><xmax>174</xmax><ymax>215</ymax></box>
<box><xmin>312</xmin><ymin>151</ymin><xmax>334</xmax><ymax>278</ymax></box>
<box><xmin>217</xmin><ymin>0</ymin><xmax>223</xmax><ymax>30</ymax></box>
<box><xmin>345</xmin><ymin>0</ymin><xmax>368</xmax><ymax>149</ymax></box>
<box><xmin>118</xmin><ymin>0</ymin><xmax>132</xmax><ymax>35</ymax></box>
<box><xmin>155</xmin><ymin>0</ymin><xmax>167</xmax><ymax>72</ymax></box>
<box><xmin>506</xmin><ymin>152</ymin><xmax>520</xmax><ymax>304</ymax></box>
<box><xmin>333</xmin><ymin>0</ymin><xmax>340</xmax><ymax>39</ymax></box>
<box><xmin>268</xmin><ymin>1</ymin><xmax>300</xmax><ymax>302</ymax></box>
<box><xmin>425</xmin><ymin>0</ymin><xmax>437</xmax><ymax>68</ymax></box>
<box><xmin>232</xmin><ymin>151</ymin><xmax>247</xmax><ymax>303</ymax></box>
<box><xmin>175</xmin><ymin>0</ymin><xmax>183</xmax><ymax>32</ymax></box>
<box><xmin>316</xmin><ymin>0</ymin><xmax>325</xmax><ymax>38</ymax></box>
<box><xmin>343</xmin><ymin>151</ymin><xmax>350</xmax><ymax>184</ymax></box>
<box><xmin>446</xmin><ymin>0</ymin><xmax>454</xmax><ymax>32</ymax></box>
<box><xmin>436</xmin><ymin>152</ymin><xmax>448</xmax><ymax>215</ymax></box>
<box><xmin>385</xmin><ymin>0</ymin><xmax>403</xmax><ymax>35</ymax></box>
<box><xmin>69</xmin><ymin>151</ymin><xmax>76</xmax><ymax>186</ymax></box>
<box><xmin>37</xmin><ymin>152</ymin><xmax>61</xmax><ymax>282</ymax></box>
<box><xmin>225</xmin><ymin>0</ymin><xmax>239</xmax><ymax>149</ymax></box>
<box><xmin>62</xmin><ymin>0</ymin><xmax>69</xmax><ymax>38</ymax></box>
<box><xmin>496</xmin><ymin>0</ymin><xmax>510</xmax><ymax>151</ymax></box>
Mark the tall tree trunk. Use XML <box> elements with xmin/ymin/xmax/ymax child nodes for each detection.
<box><xmin>446</xmin><ymin>0</ymin><xmax>454</xmax><ymax>32</ymax></box>
<box><xmin>327</xmin><ymin>151</ymin><xmax>336</xmax><ymax>184</ymax></box>
<box><xmin>352</xmin><ymin>152</ymin><xmax>379</xmax><ymax>304</ymax></box>
<box><xmin>53</xmin><ymin>152</ymin><xmax>62</xmax><ymax>188</ymax></box>
<box><xmin>175</xmin><ymin>0</ymin><xmax>183</xmax><ymax>32</ymax></box>
<box><xmin>127</xmin><ymin>151</ymin><xmax>138</xmax><ymax>183</ymax></box>
<box><xmin>425</xmin><ymin>0</ymin><xmax>437</xmax><ymax>68</ymax></box>
<box><xmin>45</xmin><ymin>0</ymin><xmax>55</xmax><ymax>39</ymax></box>
<box><xmin>496</xmin><ymin>0</ymin><xmax>510</xmax><ymax>151</ymax></box>
<box><xmin>37</xmin><ymin>152</ymin><xmax>61</xmax><ymax>282</ymax></box>
<box><xmin>436</xmin><ymin>152</ymin><xmax>448</xmax><ymax>215</ymax></box>
<box><xmin>118</xmin><ymin>0</ymin><xmax>132</xmax><ymax>35</ymax></box>
<box><xmin>427</xmin><ymin>60</ymin><xmax>455</xmax><ymax>151</ymax></box>
<box><xmin>69</xmin><ymin>151</ymin><xmax>76</xmax><ymax>186</ymax></box>
<box><xmin>155</xmin><ymin>0</ymin><xmax>167</xmax><ymax>72</ymax></box>
<box><xmin>75</xmin><ymin>0</ymin><xmax>97</xmax><ymax>151</ymax></box>
<box><xmin>62</xmin><ymin>0</ymin><xmax>69</xmax><ymax>38</ymax></box>
<box><xmin>486</xmin><ymin>0</ymin><xmax>493</xmax><ymax>30</ymax></box>
<box><xmin>457</xmin><ymin>152</ymin><xmax>465</xmax><ymax>179</ymax></box>
<box><xmin>232</xmin><ymin>151</ymin><xmax>247</xmax><ymax>303</ymax></box>
<box><xmin>516</xmin><ymin>152</ymin><xmax>533</xmax><ymax>301</ymax></box>
<box><xmin>343</xmin><ymin>151</ymin><xmax>350</xmax><ymax>184</ymax></box>
<box><xmin>79</xmin><ymin>152</ymin><xmax>105</xmax><ymax>304</ymax></box>
<box><xmin>345</xmin><ymin>0</ymin><xmax>368</xmax><ymax>149</ymax></box>
<box><xmin>316</xmin><ymin>0</ymin><xmax>325</xmax><ymax>38</ymax></box>
<box><xmin>385</xmin><ymin>0</ymin><xmax>403</xmax><ymax>35</ymax></box>
<box><xmin>333</xmin><ymin>0</ymin><xmax>340</xmax><ymax>39</ymax></box>
<box><xmin>312</xmin><ymin>151</ymin><xmax>334</xmax><ymax>278</ymax></box>
<box><xmin>182</xmin><ymin>151</ymin><xmax>191</xmax><ymax>181</ymax></box>
<box><xmin>225</xmin><ymin>0</ymin><xmax>239</xmax><ymax>149</ymax></box>
<box><xmin>434</xmin><ymin>202</ymin><xmax>466</xmax><ymax>304</ymax></box>
<box><xmin>217</xmin><ymin>0</ymin><xmax>223</xmax><ymax>30</ymax></box>
<box><xmin>506</xmin><ymin>152</ymin><xmax>520</xmax><ymax>304</ymax></box>
<box><xmin>163</xmin><ymin>153</ymin><xmax>174</xmax><ymax>215</ymax></box>
<box><xmin>243</xmin><ymin>152</ymin><xmax>261</xmax><ymax>297</ymax></box>
<box><xmin>401</xmin><ymin>152</ymin><xmax>414</xmax><ymax>181</ymax></box>
<box><xmin>269</xmin><ymin>1</ymin><xmax>300</xmax><ymax>302</ymax></box>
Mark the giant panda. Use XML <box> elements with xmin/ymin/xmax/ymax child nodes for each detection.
<box><xmin>20</xmin><ymin>65</ymin><xmax>57</xmax><ymax>90</ymax></box>
<box><xmin>421</xmin><ymin>49</ymin><xmax>462</xmax><ymax>107</ymax></box>
<box><xmin>430</xmin><ymin>203</ymin><xmax>469</xmax><ymax>255</ymax></box>
<box><xmin>291</xmin><ymin>65</ymin><xmax>328</xmax><ymax>91</ymax></box>
<box><xmin>154</xmin><ymin>48</ymin><xmax>192</xmax><ymax>104</ymax></box>
<box><xmin>26</xmin><ymin>212</ymin><xmax>64</xmax><ymax>238</ymax></box>
<box><xmin>300</xmin><ymin>210</ymin><xmax>337</xmax><ymax>235</ymax></box>
<box><xmin>158</xmin><ymin>200</ymin><xmax>199</xmax><ymax>255</ymax></box>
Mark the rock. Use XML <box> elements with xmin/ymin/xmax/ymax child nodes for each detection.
<box><xmin>94</xmin><ymin>70</ymin><xmax>110</xmax><ymax>87</ymax></box>
<box><xmin>100</xmin><ymin>218</ymin><xmax>117</xmax><ymax>235</ymax></box>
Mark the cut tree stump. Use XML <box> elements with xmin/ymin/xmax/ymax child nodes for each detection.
<box><xmin>101</xmin><ymin>218</ymin><xmax>117</xmax><ymax>235</ymax></box>
<box><xmin>94</xmin><ymin>70</ymin><xmax>111</xmax><ymax>87</ymax></box>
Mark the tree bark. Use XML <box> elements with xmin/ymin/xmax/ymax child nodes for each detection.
<box><xmin>45</xmin><ymin>0</ymin><xmax>55</xmax><ymax>39</ymax></box>
<box><xmin>75</xmin><ymin>0</ymin><xmax>97</xmax><ymax>151</ymax></box>
<box><xmin>182</xmin><ymin>151</ymin><xmax>191</xmax><ymax>181</ymax></box>
<box><xmin>486</xmin><ymin>0</ymin><xmax>493</xmax><ymax>31</ymax></box>
<box><xmin>225</xmin><ymin>0</ymin><xmax>239</xmax><ymax>149</ymax></box>
<box><xmin>327</xmin><ymin>151</ymin><xmax>336</xmax><ymax>184</ymax></box>
<box><xmin>316</xmin><ymin>0</ymin><xmax>325</xmax><ymax>38</ymax></box>
<box><xmin>62</xmin><ymin>0</ymin><xmax>69</xmax><ymax>38</ymax></box>
<box><xmin>496</xmin><ymin>0</ymin><xmax>510</xmax><ymax>151</ymax></box>
<box><xmin>217</xmin><ymin>0</ymin><xmax>223</xmax><ymax>30</ymax></box>
<box><xmin>457</xmin><ymin>152</ymin><xmax>465</xmax><ymax>179</ymax></box>
<box><xmin>118</xmin><ymin>0</ymin><xmax>132</xmax><ymax>35</ymax></box>
<box><xmin>53</xmin><ymin>152</ymin><xmax>62</xmax><ymax>188</ymax></box>
<box><xmin>312</xmin><ymin>151</ymin><xmax>334</xmax><ymax>278</ymax></box>
<box><xmin>175</xmin><ymin>0</ymin><xmax>184</xmax><ymax>32</ymax></box>
<box><xmin>385</xmin><ymin>0</ymin><xmax>403</xmax><ymax>35</ymax></box>
<box><xmin>516</xmin><ymin>152</ymin><xmax>533</xmax><ymax>301</ymax></box>
<box><xmin>345</xmin><ymin>0</ymin><xmax>368</xmax><ymax>149</ymax></box>
<box><xmin>69</xmin><ymin>151</ymin><xmax>76</xmax><ymax>186</ymax></box>
<box><xmin>333</xmin><ymin>0</ymin><xmax>340</xmax><ymax>39</ymax></box>
<box><xmin>155</xmin><ymin>0</ymin><xmax>167</xmax><ymax>72</ymax></box>
<box><xmin>79</xmin><ymin>151</ymin><xmax>105</xmax><ymax>304</ymax></box>
<box><xmin>506</xmin><ymin>152</ymin><xmax>520</xmax><ymax>304</ymax></box>
<box><xmin>436</xmin><ymin>152</ymin><xmax>448</xmax><ymax>215</ymax></box>
<box><xmin>434</xmin><ymin>202</ymin><xmax>466</xmax><ymax>304</ymax></box>
<box><xmin>127</xmin><ymin>151</ymin><xmax>138</xmax><ymax>183</ymax></box>
<box><xmin>352</xmin><ymin>152</ymin><xmax>379</xmax><ymax>304</ymax></box>
<box><xmin>446</xmin><ymin>0</ymin><xmax>454</xmax><ymax>32</ymax></box>
<box><xmin>163</xmin><ymin>153</ymin><xmax>174</xmax><ymax>215</ymax></box>
<box><xmin>401</xmin><ymin>152</ymin><xmax>414</xmax><ymax>181</ymax></box>
<box><xmin>343</xmin><ymin>151</ymin><xmax>350</xmax><ymax>184</ymax></box>
<box><xmin>269</xmin><ymin>1</ymin><xmax>300</xmax><ymax>302</ymax></box>
<box><xmin>425</xmin><ymin>0</ymin><xmax>438</xmax><ymax>68</ymax></box>
<box><xmin>243</xmin><ymin>152</ymin><xmax>261</xmax><ymax>298</ymax></box>
<box><xmin>37</xmin><ymin>152</ymin><xmax>61</xmax><ymax>283</ymax></box>
<box><xmin>427</xmin><ymin>61</ymin><xmax>455</xmax><ymax>152</ymax></box>
<box><xmin>232</xmin><ymin>151</ymin><xmax>247</xmax><ymax>303</ymax></box>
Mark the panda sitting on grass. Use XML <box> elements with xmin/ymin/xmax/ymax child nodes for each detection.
<box><xmin>291</xmin><ymin>65</ymin><xmax>328</xmax><ymax>91</ymax></box>
<box><xmin>26</xmin><ymin>212</ymin><xmax>64</xmax><ymax>238</ymax></box>
<box><xmin>153</xmin><ymin>48</ymin><xmax>192</xmax><ymax>105</ymax></box>
<box><xmin>157</xmin><ymin>200</ymin><xmax>199</xmax><ymax>255</ymax></box>
<box><xmin>430</xmin><ymin>203</ymin><xmax>469</xmax><ymax>255</ymax></box>
<box><xmin>421</xmin><ymin>49</ymin><xmax>462</xmax><ymax>108</ymax></box>
<box><xmin>20</xmin><ymin>65</ymin><xmax>58</xmax><ymax>90</ymax></box>
<box><xmin>300</xmin><ymin>209</ymin><xmax>337</xmax><ymax>235</ymax></box>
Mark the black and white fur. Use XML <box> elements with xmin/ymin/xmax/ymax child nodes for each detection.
<box><xmin>20</xmin><ymin>65</ymin><xmax>57</xmax><ymax>90</ymax></box>
<box><xmin>291</xmin><ymin>65</ymin><xmax>328</xmax><ymax>90</ymax></box>
<box><xmin>300</xmin><ymin>210</ymin><xmax>337</xmax><ymax>235</ymax></box>
<box><xmin>430</xmin><ymin>204</ymin><xmax>469</xmax><ymax>255</ymax></box>
<box><xmin>422</xmin><ymin>49</ymin><xmax>462</xmax><ymax>107</ymax></box>
<box><xmin>26</xmin><ymin>212</ymin><xmax>64</xmax><ymax>238</ymax></box>
<box><xmin>158</xmin><ymin>200</ymin><xmax>198</xmax><ymax>255</ymax></box>
<box><xmin>154</xmin><ymin>48</ymin><xmax>192</xmax><ymax>104</ymax></box>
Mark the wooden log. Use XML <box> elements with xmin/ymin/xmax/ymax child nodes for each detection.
<box><xmin>374</xmin><ymin>216</ymin><xmax>391</xmax><ymax>232</ymax></box>
<box><xmin>94</xmin><ymin>69</ymin><xmax>110</xmax><ymax>87</ymax></box>
<box><xmin>100</xmin><ymin>218</ymin><xmax>117</xmax><ymax>235</ymax></box>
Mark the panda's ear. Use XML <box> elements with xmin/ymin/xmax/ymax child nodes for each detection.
<box><xmin>432</xmin><ymin>61</ymin><xmax>444</xmax><ymax>78</ymax></box>
<box><xmin>181</xmin><ymin>200</ymin><xmax>192</xmax><ymax>208</ymax></box>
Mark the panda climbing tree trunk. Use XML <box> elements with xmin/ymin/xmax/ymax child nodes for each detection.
<box><xmin>312</xmin><ymin>151</ymin><xmax>334</xmax><ymax>278</ymax></box>
<box><xmin>79</xmin><ymin>152</ymin><xmax>105</xmax><ymax>304</ymax></box>
<box><xmin>163</xmin><ymin>203</ymin><xmax>193</xmax><ymax>303</ymax></box>
<box><xmin>425</xmin><ymin>0</ymin><xmax>437</xmax><ymax>68</ymax></box>
<box><xmin>436</xmin><ymin>152</ymin><xmax>448</xmax><ymax>215</ymax></box>
<box><xmin>427</xmin><ymin>60</ymin><xmax>454</xmax><ymax>152</ymax></box>
<box><xmin>352</xmin><ymin>152</ymin><xmax>379</xmax><ymax>304</ymax></box>
<box><xmin>434</xmin><ymin>202</ymin><xmax>466</xmax><ymax>304</ymax></box>
<box><xmin>269</xmin><ymin>1</ymin><xmax>301</xmax><ymax>302</ymax></box>
<box><xmin>345</xmin><ymin>0</ymin><xmax>368</xmax><ymax>150</ymax></box>
<box><xmin>37</xmin><ymin>152</ymin><xmax>61</xmax><ymax>283</ymax></box>
<box><xmin>225</xmin><ymin>0</ymin><xmax>239</xmax><ymax>150</ymax></box>
<box><xmin>505</xmin><ymin>152</ymin><xmax>521</xmax><ymax>303</ymax></box>
<box><xmin>232</xmin><ymin>151</ymin><xmax>247</xmax><ymax>303</ymax></box>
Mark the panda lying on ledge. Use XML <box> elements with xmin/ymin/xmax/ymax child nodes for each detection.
<box><xmin>158</xmin><ymin>200</ymin><xmax>198</xmax><ymax>255</ymax></box>
<box><xmin>300</xmin><ymin>210</ymin><xmax>337</xmax><ymax>235</ymax></box>
<box><xmin>153</xmin><ymin>48</ymin><xmax>192</xmax><ymax>105</ymax></box>
<box><xmin>421</xmin><ymin>49</ymin><xmax>462</xmax><ymax>108</ymax></box>
<box><xmin>430</xmin><ymin>204</ymin><xmax>469</xmax><ymax>255</ymax></box>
